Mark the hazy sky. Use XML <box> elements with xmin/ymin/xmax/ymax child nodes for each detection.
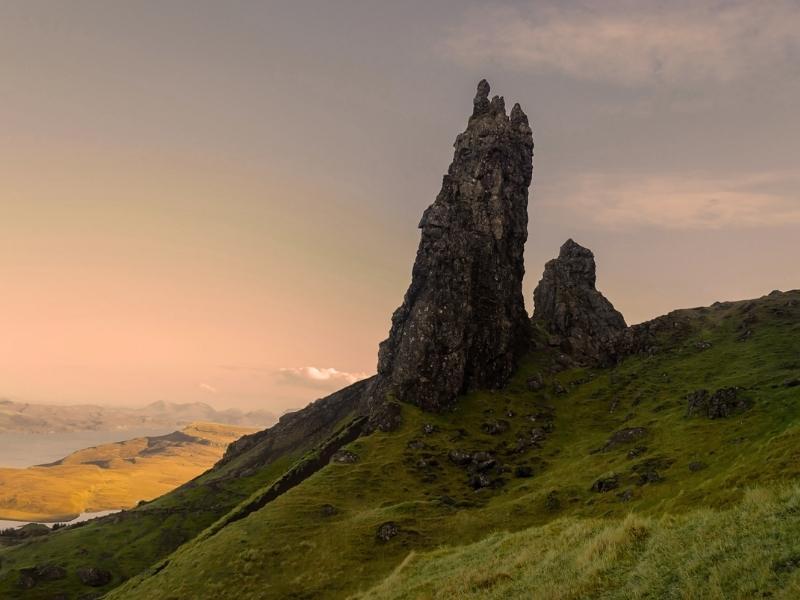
<box><xmin>1</xmin><ymin>1</ymin><xmax>799</xmax><ymax>412</ymax></box>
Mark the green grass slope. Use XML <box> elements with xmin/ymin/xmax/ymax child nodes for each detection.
<box><xmin>104</xmin><ymin>290</ymin><xmax>800</xmax><ymax>599</ymax></box>
<box><xmin>356</xmin><ymin>486</ymin><xmax>800</xmax><ymax>600</ymax></box>
<box><xmin>0</xmin><ymin>379</ymin><xmax>366</xmax><ymax>600</ymax></box>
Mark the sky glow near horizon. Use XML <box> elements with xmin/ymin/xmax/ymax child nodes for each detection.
<box><xmin>1</xmin><ymin>1</ymin><xmax>798</xmax><ymax>412</ymax></box>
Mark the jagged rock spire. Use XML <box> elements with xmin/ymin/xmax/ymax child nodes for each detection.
<box><xmin>375</xmin><ymin>80</ymin><xmax>533</xmax><ymax>413</ymax></box>
<box><xmin>533</xmin><ymin>239</ymin><xmax>626</xmax><ymax>363</ymax></box>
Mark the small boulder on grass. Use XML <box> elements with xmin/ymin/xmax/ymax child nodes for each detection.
<box><xmin>600</xmin><ymin>427</ymin><xmax>648</xmax><ymax>452</ymax></box>
<box><xmin>77</xmin><ymin>566</ymin><xmax>112</xmax><ymax>587</ymax></box>
<box><xmin>686</xmin><ymin>387</ymin><xmax>750</xmax><ymax>419</ymax></box>
<box><xmin>376</xmin><ymin>522</ymin><xmax>398</xmax><ymax>542</ymax></box>
<box><xmin>591</xmin><ymin>474</ymin><xmax>619</xmax><ymax>493</ymax></box>
<box><xmin>330</xmin><ymin>450</ymin><xmax>359</xmax><ymax>464</ymax></box>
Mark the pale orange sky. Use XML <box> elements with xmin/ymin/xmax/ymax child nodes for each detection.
<box><xmin>1</xmin><ymin>1</ymin><xmax>798</xmax><ymax>411</ymax></box>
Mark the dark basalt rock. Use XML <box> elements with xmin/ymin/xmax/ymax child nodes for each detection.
<box><xmin>220</xmin><ymin>377</ymin><xmax>373</xmax><ymax>476</ymax></box>
<box><xmin>600</xmin><ymin>427</ymin><xmax>649</xmax><ymax>452</ymax></box>
<box><xmin>375</xmin><ymin>79</ymin><xmax>533</xmax><ymax>412</ymax></box>
<box><xmin>617</xmin><ymin>489</ymin><xmax>634</xmax><ymax>502</ymax></box>
<box><xmin>591</xmin><ymin>474</ymin><xmax>620</xmax><ymax>493</ymax></box>
<box><xmin>686</xmin><ymin>387</ymin><xmax>750</xmax><ymax>419</ymax></box>
<box><xmin>330</xmin><ymin>450</ymin><xmax>359</xmax><ymax>464</ymax></box>
<box><xmin>533</xmin><ymin>239</ymin><xmax>626</xmax><ymax>364</ymax></box>
<box><xmin>545</xmin><ymin>490</ymin><xmax>561</xmax><ymax>511</ymax></box>
<box><xmin>448</xmin><ymin>449</ymin><xmax>473</xmax><ymax>466</ymax></box>
<box><xmin>526</xmin><ymin>373</ymin><xmax>544</xmax><ymax>391</ymax></box>
<box><xmin>482</xmin><ymin>419</ymin><xmax>510</xmax><ymax>435</ymax></box>
<box><xmin>514</xmin><ymin>465</ymin><xmax>533</xmax><ymax>478</ymax></box>
<box><xmin>469</xmin><ymin>473</ymin><xmax>495</xmax><ymax>489</ymax></box>
<box><xmin>17</xmin><ymin>564</ymin><xmax>67</xmax><ymax>589</ymax></box>
<box><xmin>607</xmin><ymin>310</ymin><xmax>694</xmax><ymax>362</ymax></box>
<box><xmin>77</xmin><ymin>567</ymin><xmax>112</xmax><ymax>587</ymax></box>
<box><xmin>376</xmin><ymin>522</ymin><xmax>399</xmax><ymax>542</ymax></box>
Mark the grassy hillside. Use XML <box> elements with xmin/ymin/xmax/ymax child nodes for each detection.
<box><xmin>0</xmin><ymin>423</ymin><xmax>255</xmax><ymax>522</ymax></box>
<box><xmin>99</xmin><ymin>290</ymin><xmax>800</xmax><ymax>599</ymax></box>
<box><xmin>356</xmin><ymin>485</ymin><xmax>800</xmax><ymax>599</ymax></box>
<box><xmin>0</xmin><ymin>382</ymin><xmax>365</xmax><ymax>599</ymax></box>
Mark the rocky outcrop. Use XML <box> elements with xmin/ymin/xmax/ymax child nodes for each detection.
<box><xmin>686</xmin><ymin>387</ymin><xmax>750</xmax><ymax>419</ymax></box>
<box><xmin>77</xmin><ymin>566</ymin><xmax>112</xmax><ymax>587</ymax></box>
<box><xmin>533</xmin><ymin>239</ymin><xmax>626</xmax><ymax>363</ymax></box>
<box><xmin>219</xmin><ymin>377</ymin><xmax>373</xmax><ymax>475</ymax></box>
<box><xmin>376</xmin><ymin>80</ymin><xmax>533</xmax><ymax>412</ymax></box>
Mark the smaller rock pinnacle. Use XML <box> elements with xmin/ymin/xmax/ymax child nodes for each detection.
<box><xmin>473</xmin><ymin>79</ymin><xmax>491</xmax><ymax>116</ymax></box>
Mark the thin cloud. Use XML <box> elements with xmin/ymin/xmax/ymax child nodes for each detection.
<box><xmin>276</xmin><ymin>367</ymin><xmax>369</xmax><ymax>390</ymax></box>
<box><xmin>199</xmin><ymin>383</ymin><xmax>218</xmax><ymax>393</ymax></box>
<box><xmin>543</xmin><ymin>172</ymin><xmax>800</xmax><ymax>230</ymax></box>
<box><xmin>443</xmin><ymin>1</ymin><xmax>800</xmax><ymax>85</ymax></box>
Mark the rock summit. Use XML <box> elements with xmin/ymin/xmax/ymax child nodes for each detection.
<box><xmin>375</xmin><ymin>79</ymin><xmax>534</xmax><ymax>412</ymax></box>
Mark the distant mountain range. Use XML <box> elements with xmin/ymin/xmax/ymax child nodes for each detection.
<box><xmin>0</xmin><ymin>399</ymin><xmax>276</xmax><ymax>434</ymax></box>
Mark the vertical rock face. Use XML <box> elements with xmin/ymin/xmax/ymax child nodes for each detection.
<box><xmin>376</xmin><ymin>80</ymin><xmax>533</xmax><ymax>412</ymax></box>
<box><xmin>533</xmin><ymin>239</ymin><xmax>626</xmax><ymax>363</ymax></box>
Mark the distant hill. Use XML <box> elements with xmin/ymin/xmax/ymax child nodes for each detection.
<box><xmin>0</xmin><ymin>399</ymin><xmax>276</xmax><ymax>434</ymax></box>
<box><xmin>0</xmin><ymin>422</ymin><xmax>255</xmax><ymax>522</ymax></box>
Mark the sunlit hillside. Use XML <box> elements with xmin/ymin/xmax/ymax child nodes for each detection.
<box><xmin>0</xmin><ymin>423</ymin><xmax>255</xmax><ymax>522</ymax></box>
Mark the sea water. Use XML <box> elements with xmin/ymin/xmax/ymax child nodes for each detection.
<box><xmin>0</xmin><ymin>509</ymin><xmax>120</xmax><ymax>530</ymax></box>
<box><xmin>0</xmin><ymin>427</ymin><xmax>176</xmax><ymax>468</ymax></box>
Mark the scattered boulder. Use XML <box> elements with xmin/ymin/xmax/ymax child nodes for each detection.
<box><xmin>448</xmin><ymin>449</ymin><xmax>473</xmax><ymax>466</ymax></box>
<box><xmin>627</xmin><ymin>446</ymin><xmax>647</xmax><ymax>459</ymax></box>
<box><xmin>631</xmin><ymin>457</ymin><xmax>673</xmax><ymax>485</ymax></box>
<box><xmin>688</xmin><ymin>461</ymin><xmax>708</xmax><ymax>472</ymax></box>
<box><xmin>422</xmin><ymin>423</ymin><xmax>438</xmax><ymax>435</ymax></box>
<box><xmin>514</xmin><ymin>465</ymin><xmax>533</xmax><ymax>478</ymax></box>
<box><xmin>532</xmin><ymin>239</ymin><xmax>626</xmax><ymax>364</ymax></box>
<box><xmin>783</xmin><ymin>378</ymin><xmax>800</xmax><ymax>388</ymax></box>
<box><xmin>591</xmin><ymin>474</ymin><xmax>620</xmax><ymax>493</ymax></box>
<box><xmin>449</xmin><ymin>450</ymin><xmax>504</xmax><ymax>490</ymax></box>
<box><xmin>471</xmin><ymin>451</ymin><xmax>496</xmax><ymax>472</ymax></box>
<box><xmin>375</xmin><ymin>79</ymin><xmax>533</xmax><ymax>413</ymax></box>
<box><xmin>407</xmin><ymin>439</ymin><xmax>429</xmax><ymax>450</ymax></box>
<box><xmin>17</xmin><ymin>564</ymin><xmax>66</xmax><ymax>589</ymax></box>
<box><xmin>330</xmin><ymin>450</ymin><xmax>359</xmax><ymax>464</ymax></box>
<box><xmin>376</xmin><ymin>522</ymin><xmax>399</xmax><ymax>542</ymax></box>
<box><xmin>526</xmin><ymin>374</ymin><xmax>544</xmax><ymax>391</ymax></box>
<box><xmin>601</xmin><ymin>427</ymin><xmax>648</xmax><ymax>451</ymax></box>
<box><xmin>482</xmin><ymin>419</ymin><xmax>510</xmax><ymax>435</ymax></box>
<box><xmin>77</xmin><ymin>567</ymin><xmax>112</xmax><ymax>587</ymax></box>
<box><xmin>545</xmin><ymin>490</ymin><xmax>561</xmax><ymax>511</ymax></box>
<box><xmin>773</xmin><ymin>555</ymin><xmax>800</xmax><ymax>574</ymax></box>
<box><xmin>469</xmin><ymin>473</ymin><xmax>495</xmax><ymax>489</ymax></box>
<box><xmin>686</xmin><ymin>387</ymin><xmax>750</xmax><ymax>419</ymax></box>
<box><xmin>617</xmin><ymin>489</ymin><xmax>634</xmax><ymax>502</ymax></box>
<box><xmin>416</xmin><ymin>457</ymin><xmax>439</xmax><ymax>469</ymax></box>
